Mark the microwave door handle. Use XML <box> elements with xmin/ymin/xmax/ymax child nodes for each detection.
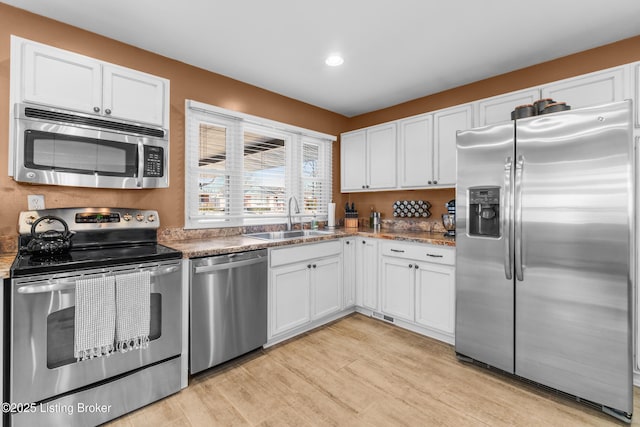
<box><xmin>137</xmin><ymin>140</ymin><xmax>145</xmax><ymax>188</ymax></box>
<box><xmin>503</xmin><ymin>157</ymin><xmax>513</xmax><ymax>280</ymax></box>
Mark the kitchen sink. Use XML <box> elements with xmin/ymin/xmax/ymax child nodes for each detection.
<box><xmin>244</xmin><ymin>230</ymin><xmax>335</xmax><ymax>241</ymax></box>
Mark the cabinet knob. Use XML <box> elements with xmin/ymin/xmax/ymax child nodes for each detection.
<box><xmin>105</xmin><ymin>108</ymin><xmax>112</xmax><ymax>115</ymax></box>
<box><xmin>313</xmin><ymin>264</ymin><xmax>317</xmax><ymax>269</ymax></box>
<box><xmin>307</xmin><ymin>264</ymin><xmax>312</xmax><ymax>269</ymax></box>
<box><xmin>345</xmin><ymin>241</ymin><xmax>350</xmax><ymax>245</ymax></box>
<box><xmin>93</xmin><ymin>106</ymin><xmax>100</xmax><ymax>113</ymax></box>
<box><xmin>414</xmin><ymin>265</ymin><xmax>419</xmax><ymax>269</ymax></box>
<box><xmin>409</xmin><ymin>264</ymin><xmax>413</xmax><ymax>268</ymax></box>
<box><xmin>428</xmin><ymin>180</ymin><xmax>432</xmax><ymax>184</ymax></box>
<box><xmin>362</xmin><ymin>241</ymin><xmax>366</xmax><ymax>244</ymax></box>
<box><xmin>362</xmin><ymin>185</ymin><xmax>365</xmax><ymax>189</ymax></box>
<box><xmin>433</xmin><ymin>180</ymin><xmax>438</xmax><ymax>184</ymax></box>
<box><xmin>366</xmin><ymin>185</ymin><xmax>370</xmax><ymax>188</ymax></box>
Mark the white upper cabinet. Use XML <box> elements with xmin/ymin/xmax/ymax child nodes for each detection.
<box><xmin>398</xmin><ymin>114</ymin><xmax>433</xmax><ymax>188</ymax></box>
<box><xmin>433</xmin><ymin>104</ymin><xmax>472</xmax><ymax>186</ymax></box>
<box><xmin>340</xmin><ymin>123</ymin><xmax>396</xmax><ymax>192</ymax></box>
<box><xmin>475</xmin><ymin>88</ymin><xmax>540</xmax><ymax>126</ymax></box>
<box><xmin>340</xmin><ymin>130</ymin><xmax>367</xmax><ymax>191</ymax></box>
<box><xmin>102</xmin><ymin>64</ymin><xmax>166</xmax><ymax>126</ymax></box>
<box><xmin>22</xmin><ymin>42</ymin><xmax>102</xmax><ymax>114</ymax></box>
<box><xmin>14</xmin><ymin>36</ymin><xmax>168</xmax><ymax>128</ymax></box>
<box><xmin>367</xmin><ymin>123</ymin><xmax>397</xmax><ymax>190</ymax></box>
<box><xmin>540</xmin><ymin>66</ymin><xmax>625</xmax><ymax>110</ymax></box>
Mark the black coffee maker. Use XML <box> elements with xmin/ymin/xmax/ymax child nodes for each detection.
<box><xmin>442</xmin><ymin>200</ymin><xmax>455</xmax><ymax>237</ymax></box>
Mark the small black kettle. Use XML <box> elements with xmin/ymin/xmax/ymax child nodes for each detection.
<box><xmin>26</xmin><ymin>215</ymin><xmax>74</xmax><ymax>255</ymax></box>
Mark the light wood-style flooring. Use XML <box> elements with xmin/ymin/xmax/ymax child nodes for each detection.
<box><xmin>108</xmin><ymin>313</ymin><xmax>640</xmax><ymax>426</ymax></box>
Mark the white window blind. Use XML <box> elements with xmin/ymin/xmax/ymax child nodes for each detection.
<box><xmin>185</xmin><ymin>100</ymin><xmax>334</xmax><ymax>229</ymax></box>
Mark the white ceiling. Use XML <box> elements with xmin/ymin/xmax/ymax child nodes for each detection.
<box><xmin>4</xmin><ymin>0</ymin><xmax>640</xmax><ymax>117</ymax></box>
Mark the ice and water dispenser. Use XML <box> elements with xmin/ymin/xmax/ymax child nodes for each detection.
<box><xmin>468</xmin><ymin>187</ymin><xmax>500</xmax><ymax>237</ymax></box>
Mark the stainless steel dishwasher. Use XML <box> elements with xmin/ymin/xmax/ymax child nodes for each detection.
<box><xmin>189</xmin><ymin>249</ymin><xmax>268</xmax><ymax>374</ymax></box>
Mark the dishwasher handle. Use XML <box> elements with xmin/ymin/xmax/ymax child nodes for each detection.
<box><xmin>193</xmin><ymin>256</ymin><xmax>266</xmax><ymax>274</ymax></box>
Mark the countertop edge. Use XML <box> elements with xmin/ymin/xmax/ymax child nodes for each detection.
<box><xmin>164</xmin><ymin>229</ymin><xmax>455</xmax><ymax>259</ymax></box>
<box><xmin>1</xmin><ymin>230</ymin><xmax>455</xmax><ymax>278</ymax></box>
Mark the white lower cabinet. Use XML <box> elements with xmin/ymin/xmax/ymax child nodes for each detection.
<box><xmin>380</xmin><ymin>256</ymin><xmax>415</xmax><ymax>322</ymax></box>
<box><xmin>270</xmin><ymin>263</ymin><xmax>312</xmax><ymax>336</ymax></box>
<box><xmin>268</xmin><ymin>236</ymin><xmax>456</xmax><ymax>346</ymax></box>
<box><xmin>415</xmin><ymin>262</ymin><xmax>455</xmax><ymax>334</ymax></box>
<box><xmin>268</xmin><ymin>240</ymin><xmax>343</xmax><ymax>341</ymax></box>
<box><xmin>379</xmin><ymin>241</ymin><xmax>455</xmax><ymax>340</ymax></box>
<box><xmin>342</xmin><ymin>238</ymin><xmax>357</xmax><ymax>308</ymax></box>
<box><xmin>312</xmin><ymin>256</ymin><xmax>342</xmax><ymax>320</ymax></box>
<box><xmin>356</xmin><ymin>238</ymin><xmax>379</xmax><ymax>311</ymax></box>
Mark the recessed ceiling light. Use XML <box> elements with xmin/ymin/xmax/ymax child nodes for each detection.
<box><xmin>325</xmin><ymin>54</ymin><xmax>344</xmax><ymax>67</ymax></box>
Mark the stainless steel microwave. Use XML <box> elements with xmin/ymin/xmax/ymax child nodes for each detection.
<box><xmin>10</xmin><ymin>103</ymin><xmax>169</xmax><ymax>189</ymax></box>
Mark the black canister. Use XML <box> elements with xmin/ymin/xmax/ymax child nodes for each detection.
<box><xmin>541</xmin><ymin>102</ymin><xmax>571</xmax><ymax>114</ymax></box>
<box><xmin>511</xmin><ymin>104</ymin><xmax>536</xmax><ymax>120</ymax></box>
<box><xmin>533</xmin><ymin>98</ymin><xmax>554</xmax><ymax>115</ymax></box>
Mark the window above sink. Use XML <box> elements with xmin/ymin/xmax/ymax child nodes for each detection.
<box><xmin>184</xmin><ymin>100</ymin><xmax>335</xmax><ymax>229</ymax></box>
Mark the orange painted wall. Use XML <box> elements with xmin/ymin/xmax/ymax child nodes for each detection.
<box><xmin>1</xmin><ymin>3</ymin><xmax>639</xmax><ymax>235</ymax></box>
<box><xmin>0</xmin><ymin>3</ymin><xmax>347</xmax><ymax>235</ymax></box>
<box><xmin>342</xmin><ymin>35</ymin><xmax>640</xmax><ymax>220</ymax></box>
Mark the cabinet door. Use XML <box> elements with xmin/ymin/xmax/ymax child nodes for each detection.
<box><xmin>103</xmin><ymin>64</ymin><xmax>166</xmax><ymax>127</ymax></box>
<box><xmin>398</xmin><ymin>114</ymin><xmax>433</xmax><ymax>188</ymax></box>
<box><xmin>270</xmin><ymin>263</ymin><xmax>311</xmax><ymax>337</ymax></box>
<box><xmin>367</xmin><ymin>123</ymin><xmax>397</xmax><ymax>189</ymax></box>
<box><xmin>476</xmin><ymin>88</ymin><xmax>539</xmax><ymax>126</ymax></box>
<box><xmin>415</xmin><ymin>263</ymin><xmax>455</xmax><ymax>334</ymax></box>
<box><xmin>434</xmin><ymin>104</ymin><xmax>472</xmax><ymax>186</ymax></box>
<box><xmin>540</xmin><ymin>67</ymin><xmax>624</xmax><ymax>111</ymax></box>
<box><xmin>357</xmin><ymin>238</ymin><xmax>379</xmax><ymax>311</ymax></box>
<box><xmin>380</xmin><ymin>257</ymin><xmax>415</xmax><ymax>322</ymax></box>
<box><xmin>342</xmin><ymin>238</ymin><xmax>357</xmax><ymax>308</ymax></box>
<box><xmin>340</xmin><ymin>130</ymin><xmax>367</xmax><ymax>191</ymax></box>
<box><xmin>22</xmin><ymin>42</ymin><xmax>102</xmax><ymax>114</ymax></box>
<box><xmin>312</xmin><ymin>256</ymin><xmax>342</xmax><ymax>320</ymax></box>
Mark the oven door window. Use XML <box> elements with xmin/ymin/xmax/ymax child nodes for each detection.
<box><xmin>24</xmin><ymin>129</ymin><xmax>138</xmax><ymax>177</ymax></box>
<box><xmin>47</xmin><ymin>294</ymin><xmax>162</xmax><ymax>369</ymax></box>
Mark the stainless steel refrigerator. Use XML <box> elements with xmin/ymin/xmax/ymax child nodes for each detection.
<box><xmin>455</xmin><ymin>100</ymin><xmax>633</xmax><ymax>422</ymax></box>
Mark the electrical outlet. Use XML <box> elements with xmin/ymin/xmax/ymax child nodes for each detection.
<box><xmin>28</xmin><ymin>194</ymin><xmax>45</xmax><ymax>211</ymax></box>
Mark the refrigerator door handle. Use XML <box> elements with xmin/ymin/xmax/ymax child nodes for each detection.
<box><xmin>503</xmin><ymin>156</ymin><xmax>513</xmax><ymax>280</ymax></box>
<box><xmin>514</xmin><ymin>155</ymin><xmax>524</xmax><ymax>281</ymax></box>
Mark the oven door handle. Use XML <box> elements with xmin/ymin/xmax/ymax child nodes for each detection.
<box><xmin>17</xmin><ymin>265</ymin><xmax>180</xmax><ymax>294</ymax></box>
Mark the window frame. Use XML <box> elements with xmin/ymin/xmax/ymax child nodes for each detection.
<box><xmin>185</xmin><ymin>100</ymin><xmax>335</xmax><ymax>229</ymax></box>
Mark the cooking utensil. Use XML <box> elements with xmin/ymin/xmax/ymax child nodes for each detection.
<box><xmin>26</xmin><ymin>215</ymin><xmax>73</xmax><ymax>255</ymax></box>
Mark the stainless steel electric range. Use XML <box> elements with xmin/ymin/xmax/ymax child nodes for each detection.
<box><xmin>8</xmin><ymin>207</ymin><xmax>183</xmax><ymax>427</ymax></box>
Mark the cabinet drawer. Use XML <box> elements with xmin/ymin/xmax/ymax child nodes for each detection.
<box><xmin>270</xmin><ymin>240</ymin><xmax>342</xmax><ymax>267</ymax></box>
<box><xmin>380</xmin><ymin>241</ymin><xmax>454</xmax><ymax>265</ymax></box>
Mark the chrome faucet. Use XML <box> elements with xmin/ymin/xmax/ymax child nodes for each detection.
<box><xmin>287</xmin><ymin>196</ymin><xmax>300</xmax><ymax>231</ymax></box>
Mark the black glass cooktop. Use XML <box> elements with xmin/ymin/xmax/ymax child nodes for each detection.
<box><xmin>11</xmin><ymin>243</ymin><xmax>182</xmax><ymax>277</ymax></box>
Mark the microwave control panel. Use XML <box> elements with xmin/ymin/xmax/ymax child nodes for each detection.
<box><xmin>143</xmin><ymin>145</ymin><xmax>164</xmax><ymax>177</ymax></box>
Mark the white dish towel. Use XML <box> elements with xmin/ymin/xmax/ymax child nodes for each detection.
<box><xmin>115</xmin><ymin>271</ymin><xmax>151</xmax><ymax>352</ymax></box>
<box><xmin>74</xmin><ymin>275</ymin><xmax>116</xmax><ymax>361</ymax></box>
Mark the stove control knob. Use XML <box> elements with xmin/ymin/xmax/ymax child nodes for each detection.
<box><xmin>136</xmin><ymin>213</ymin><xmax>145</xmax><ymax>222</ymax></box>
<box><xmin>122</xmin><ymin>213</ymin><xmax>132</xmax><ymax>222</ymax></box>
<box><xmin>25</xmin><ymin>215</ymin><xmax>37</xmax><ymax>225</ymax></box>
<box><xmin>147</xmin><ymin>214</ymin><xmax>156</xmax><ymax>222</ymax></box>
